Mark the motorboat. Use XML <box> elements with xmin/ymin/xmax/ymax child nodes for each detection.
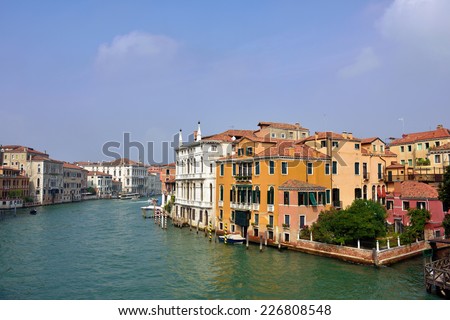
<box><xmin>218</xmin><ymin>234</ymin><xmax>246</xmax><ymax>244</ymax></box>
<box><xmin>29</xmin><ymin>209</ymin><xmax>37</xmax><ymax>215</ymax></box>
<box><xmin>119</xmin><ymin>193</ymin><xmax>141</xmax><ymax>200</ymax></box>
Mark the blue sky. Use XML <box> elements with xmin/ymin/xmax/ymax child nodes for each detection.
<box><xmin>1</xmin><ymin>0</ymin><xmax>450</xmax><ymax>164</ymax></box>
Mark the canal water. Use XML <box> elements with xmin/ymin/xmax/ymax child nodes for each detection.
<box><xmin>0</xmin><ymin>200</ymin><xmax>441</xmax><ymax>300</ymax></box>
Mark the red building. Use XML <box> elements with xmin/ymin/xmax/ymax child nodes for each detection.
<box><xmin>386</xmin><ymin>181</ymin><xmax>446</xmax><ymax>238</ymax></box>
<box><xmin>0</xmin><ymin>166</ymin><xmax>30</xmax><ymax>209</ymax></box>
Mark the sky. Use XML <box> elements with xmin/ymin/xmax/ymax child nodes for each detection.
<box><xmin>1</xmin><ymin>0</ymin><xmax>450</xmax><ymax>164</ymax></box>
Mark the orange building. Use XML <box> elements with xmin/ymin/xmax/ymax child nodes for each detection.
<box><xmin>216</xmin><ymin>136</ymin><xmax>331</xmax><ymax>244</ymax></box>
<box><xmin>0</xmin><ymin>166</ymin><xmax>30</xmax><ymax>209</ymax></box>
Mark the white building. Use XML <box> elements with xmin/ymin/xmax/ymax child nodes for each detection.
<box><xmin>174</xmin><ymin>122</ymin><xmax>255</xmax><ymax>229</ymax></box>
<box><xmin>29</xmin><ymin>156</ymin><xmax>64</xmax><ymax>205</ymax></box>
<box><xmin>76</xmin><ymin>158</ymin><xmax>160</xmax><ymax>197</ymax></box>
<box><xmin>87</xmin><ymin>171</ymin><xmax>113</xmax><ymax>198</ymax></box>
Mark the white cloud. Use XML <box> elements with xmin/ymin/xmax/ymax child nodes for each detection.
<box><xmin>95</xmin><ymin>31</ymin><xmax>179</xmax><ymax>74</ymax></box>
<box><xmin>378</xmin><ymin>0</ymin><xmax>450</xmax><ymax>62</ymax></box>
<box><xmin>338</xmin><ymin>47</ymin><xmax>381</xmax><ymax>79</ymax></box>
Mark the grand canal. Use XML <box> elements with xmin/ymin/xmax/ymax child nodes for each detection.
<box><xmin>0</xmin><ymin>199</ymin><xmax>441</xmax><ymax>300</ymax></box>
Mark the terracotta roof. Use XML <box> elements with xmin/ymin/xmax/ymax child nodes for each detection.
<box><xmin>279</xmin><ymin>179</ymin><xmax>326</xmax><ymax>191</ymax></box>
<box><xmin>399</xmin><ymin>181</ymin><xmax>439</xmax><ymax>199</ymax></box>
<box><xmin>63</xmin><ymin>163</ymin><xmax>85</xmax><ymax>170</ymax></box>
<box><xmin>429</xmin><ymin>142</ymin><xmax>450</xmax><ymax>152</ymax></box>
<box><xmin>104</xmin><ymin>158</ymin><xmax>144</xmax><ymax>166</ymax></box>
<box><xmin>303</xmin><ymin>131</ymin><xmax>361</xmax><ymax>142</ymax></box>
<box><xmin>203</xmin><ymin>129</ymin><xmax>256</xmax><ymax>142</ymax></box>
<box><xmin>386</xmin><ymin>162</ymin><xmax>405</xmax><ymax>170</ymax></box>
<box><xmin>390</xmin><ymin>127</ymin><xmax>450</xmax><ymax>146</ymax></box>
<box><xmin>2</xmin><ymin>145</ymin><xmax>48</xmax><ymax>156</ymax></box>
<box><xmin>257</xmin><ymin>122</ymin><xmax>307</xmax><ymax>130</ymax></box>
<box><xmin>361</xmin><ymin>137</ymin><xmax>383</xmax><ymax>144</ymax></box>
<box><xmin>31</xmin><ymin>155</ymin><xmax>63</xmax><ymax>163</ymax></box>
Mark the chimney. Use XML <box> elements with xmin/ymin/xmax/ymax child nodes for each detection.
<box><xmin>342</xmin><ymin>131</ymin><xmax>347</xmax><ymax>139</ymax></box>
<box><xmin>347</xmin><ymin>132</ymin><xmax>353</xmax><ymax>139</ymax></box>
<box><xmin>437</xmin><ymin>124</ymin><xmax>443</xmax><ymax>129</ymax></box>
<box><xmin>196</xmin><ymin>121</ymin><xmax>202</xmax><ymax>141</ymax></box>
<box><xmin>295</xmin><ymin>122</ymin><xmax>300</xmax><ymax>128</ymax></box>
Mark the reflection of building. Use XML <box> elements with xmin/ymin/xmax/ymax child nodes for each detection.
<box><xmin>386</xmin><ymin>181</ymin><xmax>445</xmax><ymax>239</ymax></box>
<box><xmin>87</xmin><ymin>171</ymin><xmax>112</xmax><ymax>198</ymax></box>
<box><xmin>62</xmin><ymin>163</ymin><xmax>88</xmax><ymax>202</ymax></box>
<box><xmin>0</xmin><ymin>166</ymin><xmax>29</xmax><ymax>209</ymax></box>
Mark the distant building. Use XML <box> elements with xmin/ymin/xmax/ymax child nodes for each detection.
<box><xmin>428</xmin><ymin>142</ymin><xmax>450</xmax><ymax>169</ymax></box>
<box><xmin>29</xmin><ymin>156</ymin><xmax>64</xmax><ymax>205</ymax></box>
<box><xmin>62</xmin><ymin>163</ymin><xmax>88</xmax><ymax>202</ymax></box>
<box><xmin>0</xmin><ymin>166</ymin><xmax>30</xmax><ymax>209</ymax></box>
<box><xmin>87</xmin><ymin>171</ymin><xmax>112</xmax><ymax>198</ymax></box>
<box><xmin>76</xmin><ymin>158</ymin><xmax>160</xmax><ymax>196</ymax></box>
<box><xmin>150</xmin><ymin>163</ymin><xmax>176</xmax><ymax>205</ymax></box>
<box><xmin>386</xmin><ymin>181</ymin><xmax>445</xmax><ymax>239</ymax></box>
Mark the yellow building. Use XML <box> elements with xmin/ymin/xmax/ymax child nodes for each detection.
<box><xmin>389</xmin><ymin>125</ymin><xmax>450</xmax><ymax>168</ymax></box>
<box><xmin>215</xmin><ymin>136</ymin><xmax>331</xmax><ymax>244</ymax></box>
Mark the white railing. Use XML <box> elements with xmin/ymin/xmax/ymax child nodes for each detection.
<box><xmin>267</xmin><ymin>204</ymin><xmax>274</xmax><ymax>212</ymax></box>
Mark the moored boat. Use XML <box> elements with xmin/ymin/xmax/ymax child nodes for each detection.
<box><xmin>218</xmin><ymin>234</ymin><xmax>246</xmax><ymax>244</ymax></box>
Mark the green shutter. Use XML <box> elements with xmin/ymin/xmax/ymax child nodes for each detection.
<box><xmin>309</xmin><ymin>192</ymin><xmax>317</xmax><ymax>206</ymax></box>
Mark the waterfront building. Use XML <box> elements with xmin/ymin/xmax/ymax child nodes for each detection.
<box><xmin>0</xmin><ymin>145</ymin><xmax>49</xmax><ymax>175</ymax></box>
<box><xmin>388</xmin><ymin>125</ymin><xmax>450</xmax><ymax>182</ymax></box>
<box><xmin>216</xmin><ymin>136</ymin><xmax>331</xmax><ymax>243</ymax></box>
<box><xmin>29</xmin><ymin>156</ymin><xmax>64</xmax><ymax>205</ymax></box>
<box><xmin>62</xmin><ymin>163</ymin><xmax>88</xmax><ymax>202</ymax></box>
<box><xmin>175</xmin><ymin>121</ymin><xmax>256</xmax><ymax>229</ymax></box>
<box><xmin>253</xmin><ymin>121</ymin><xmax>309</xmax><ymax>140</ymax></box>
<box><xmin>76</xmin><ymin>158</ymin><xmax>160</xmax><ymax>196</ymax></box>
<box><xmin>0</xmin><ymin>166</ymin><xmax>29</xmax><ymax>209</ymax></box>
<box><xmin>150</xmin><ymin>163</ymin><xmax>176</xmax><ymax>206</ymax></box>
<box><xmin>386</xmin><ymin>181</ymin><xmax>446</xmax><ymax>239</ymax></box>
<box><xmin>87</xmin><ymin>171</ymin><xmax>113</xmax><ymax>198</ymax></box>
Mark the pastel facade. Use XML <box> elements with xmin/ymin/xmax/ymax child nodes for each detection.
<box><xmin>386</xmin><ymin>181</ymin><xmax>445</xmax><ymax>238</ymax></box>
<box><xmin>0</xmin><ymin>166</ymin><xmax>29</xmax><ymax>209</ymax></box>
<box><xmin>29</xmin><ymin>156</ymin><xmax>64</xmax><ymax>205</ymax></box>
<box><xmin>62</xmin><ymin>163</ymin><xmax>88</xmax><ymax>202</ymax></box>
<box><xmin>428</xmin><ymin>142</ymin><xmax>450</xmax><ymax>168</ymax></box>
<box><xmin>216</xmin><ymin>137</ymin><xmax>331</xmax><ymax>243</ymax></box>
<box><xmin>389</xmin><ymin>125</ymin><xmax>450</xmax><ymax>170</ymax></box>
<box><xmin>87</xmin><ymin>171</ymin><xmax>113</xmax><ymax>198</ymax></box>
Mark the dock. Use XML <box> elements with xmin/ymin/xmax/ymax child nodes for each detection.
<box><xmin>424</xmin><ymin>238</ymin><xmax>450</xmax><ymax>298</ymax></box>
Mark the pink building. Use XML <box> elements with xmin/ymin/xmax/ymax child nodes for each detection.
<box><xmin>277</xmin><ymin>179</ymin><xmax>330</xmax><ymax>243</ymax></box>
<box><xmin>386</xmin><ymin>181</ymin><xmax>445</xmax><ymax>238</ymax></box>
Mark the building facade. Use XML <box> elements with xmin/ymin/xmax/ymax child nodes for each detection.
<box><xmin>0</xmin><ymin>166</ymin><xmax>29</xmax><ymax>209</ymax></box>
<box><xmin>62</xmin><ymin>163</ymin><xmax>88</xmax><ymax>202</ymax></box>
<box><xmin>29</xmin><ymin>156</ymin><xmax>64</xmax><ymax>205</ymax></box>
<box><xmin>87</xmin><ymin>171</ymin><xmax>113</xmax><ymax>198</ymax></box>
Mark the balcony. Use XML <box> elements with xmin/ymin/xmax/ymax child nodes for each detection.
<box><xmin>363</xmin><ymin>172</ymin><xmax>370</xmax><ymax>181</ymax></box>
<box><xmin>234</xmin><ymin>175</ymin><xmax>252</xmax><ymax>182</ymax></box>
<box><xmin>218</xmin><ymin>200</ymin><xmax>223</xmax><ymax>207</ymax></box>
<box><xmin>252</xmin><ymin>203</ymin><xmax>260</xmax><ymax>211</ymax></box>
<box><xmin>230</xmin><ymin>202</ymin><xmax>252</xmax><ymax>210</ymax></box>
<box><xmin>267</xmin><ymin>204</ymin><xmax>274</xmax><ymax>212</ymax></box>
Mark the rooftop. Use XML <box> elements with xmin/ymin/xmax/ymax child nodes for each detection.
<box><xmin>390</xmin><ymin>126</ymin><xmax>450</xmax><ymax>146</ymax></box>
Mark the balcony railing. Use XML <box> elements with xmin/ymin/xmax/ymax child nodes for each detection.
<box><xmin>235</xmin><ymin>175</ymin><xmax>252</xmax><ymax>182</ymax></box>
<box><xmin>333</xmin><ymin>200</ymin><xmax>342</xmax><ymax>208</ymax></box>
<box><xmin>385</xmin><ymin>174</ymin><xmax>444</xmax><ymax>183</ymax></box>
<box><xmin>267</xmin><ymin>204</ymin><xmax>274</xmax><ymax>212</ymax></box>
<box><xmin>363</xmin><ymin>172</ymin><xmax>370</xmax><ymax>181</ymax></box>
<box><xmin>252</xmin><ymin>203</ymin><xmax>260</xmax><ymax>211</ymax></box>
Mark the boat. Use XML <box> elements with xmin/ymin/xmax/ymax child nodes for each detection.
<box><xmin>218</xmin><ymin>234</ymin><xmax>246</xmax><ymax>244</ymax></box>
<box><xmin>29</xmin><ymin>209</ymin><xmax>37</xmax><ymax>215</ymax></box>
<box><xmin>119</xmin><ymin>193</ymin><xmax>141</xmax><ymax>200</ymax></box>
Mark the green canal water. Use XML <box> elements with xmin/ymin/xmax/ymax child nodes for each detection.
<box><xmin>0</xmin><ymin>199</ymin><xmax>441</xmax><ymax>300</ymax></box>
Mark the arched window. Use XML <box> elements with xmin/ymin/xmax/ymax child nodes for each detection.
<box><xmin>254</xmin><ymin>186</ymin><xmax>260</xmax><ymax>204</ymax></box>
<box><xmin>267</xmin><ymin>186</ymin><xmax>274</xmax><ymax>205</ymax></box>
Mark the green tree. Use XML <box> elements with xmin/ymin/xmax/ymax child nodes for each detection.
<box><xmin>405</xmin><ymin>208</ymin><xmax>431</xmax><ymax>242</ymax></box>
<box><xmin>438</xmin><ymin>166</ymin><xmax>450</xmax><ymax>212</ymax></box>
<box><xmin>311</xmin><ymin>199</ymin><xmax>387</xmax><ymax>245</ymax></box>
<box><xmin>442</xmin><ymin>214</ymin><xmax>450</xmax><ymax>237</ymax></box>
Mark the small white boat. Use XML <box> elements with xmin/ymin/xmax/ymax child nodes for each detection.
<box><xmin>141</xmin><ymin>205</ymin><xmax>162</xmax><ymax>213</ymax></box>
<box><xmin>218</xmin><ymin>234</ymin><xmax>246</xmax><ymax>244</ymax></box>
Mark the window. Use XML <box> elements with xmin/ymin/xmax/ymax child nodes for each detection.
<box><xmin>219</xmin><ymin>185</ymin><xmax>224</xmax><ymax>201</ymax></box>
<box><xmin>284</xmin><ymin>233</ymin><xmax>290</xmax><ymax>242</ymax></box>
<box><xmin>321</xmin><ymin>141</ymin><xmax>327</xmax><ymax>148</ymax></box>
<box><xmin>332</xmin><ymin>141</ymin><xmax>339</xmax><ymax>148</ymax></box>
<box><xmin>402</xmin><ymin>201</ymin><xmax>410</xmax><ymax>210</ymax></box>
<box><xmin>435</xmin><ymin>141</ymin><xmax>440</xmax><ymax>147</ymax></box>
<box><xmin>269</xmin><ymin>161</ymin><xmax>275</xmax><ymax>175</ymax></box>
<box><xmin>298</xmin><ymin>192</ymin><xmax>307</xmax><ymax>206</ymax></box>
<box><xmin>267</xmin><ymin>187</ymin><xmax>274</xmax><ymax>205</ymax></box>
<box><xmin>417</xmin><ymin>143</ymin><xmax>423</xmax><ymax>151</ymax></box>
<box><xmin>237</xmin><ymin>148</ymin><xmax>244</xmax><ymax>156</ymax></box>
<box><xmin>400</xmin><ymin>146</ymin><xmax>405</xmax><ymax>152</ymax></box>
<box><xmin>299</xmin><ymin>215</ymin><xmax>306</xmax><ymax>229</ymax></box>
<box><xmin>408</xmin><ymin>159</ymin><xmax>413</xmax><ymax>166</ymax></box>
<box><xmin>380</xmin><ymin>145</ymin><xmax>384</xmax><ymax>153</ymax></box>
<box><xmin>387</xmin><ymin>200</ymin><xmax>394</xmax><ymax>210</ymax></box>
<box><xmin>220</xmin><ymin>163</ymin><xmax>224</xmax><ymax>176</ymax></box>
<box><xmin>284</xmin><ymin>191</ymin><xmax>289</xmax><ymax>205</ymax></box>
<box><xmin>373</xmin><ymin>145</ymin><xmax>377</xmax><ymax>152</ymax></box>
<box><xmin>281</xmin><ymin>133</ymin><xmax>286</xmax><ymax>139</ymax></box>
<box><xmin>355</xmin><ymin>143</ymin><xmax>360</xmax><ymax>150</ymax></box>
<box><xmin>255</xmin><ymin>162</ymin><xmax>260</xmax><ymax>175</ymax></box>
<box><xmin>219</xmin><ymin>209</ymin><xmax>223</xmax><ymax>220</ymax></box>
<box><xmin>246</xmin><ymin>147</ymin><xmax>253</xmax><ymax>156</ymax></box>
<box><xmin>307</xmin><ymin>162</ymin><xmax>313</xmax><ymax>175</ymax></box>
<box><xmin>407</xmin><ymin>145</ymin><xmax>412</xmax><ymax>152</ymax></box>
<box><xmin>284</xmin><ymin>215</ymin><xmax>290</xmax><ymax>226</ymax></box>
<box><xmin>282</xmin><ymin>162</ymin><xmax>288</xmax><ymax>175</ymax></box>
<box><xmin>354</xmin><ymin>188</ymin><xmax>362</xmax><ymax>199</ymax></box>
<box><xmin>326</xmin><ymin>190</ymin><xmax>331</xmax><ymax>204</ymax></box>
<box><xmin>269</xmin><ymin>215</ymin><xmax>274</xmax><ymax>227</ymax></box>
<box><xmin>332</xmin><ymin>161</ymin><xmax>338</xmax><ymax>174</ymax></box>
<box><xmin>354</xmin><ymin>162</ymin><xmax>360</xmax><ymax>175</ymax></box>
<box><xmin>254</xmin><ymin>213</ymin><xmax>259</xmax><ymax>225</ymax></box>
<box><xmin>309</xmin><ymin>192</ymin><xmax>317</xmax><ymax>206</ymax></box>
<box><xmin>425</xmin><ymin>142</ymin><xmax>430</xmax><ymax>149</ymax></box>
<box><xmin>401</xmin><ymin>160</ymin><xmax>405</xmax><ymax>165</ymax></box>
<box><xmin>417</xmin><ymin>201</ymin><xmax>426</xmax><ymax>209</ymax></box>
<box><xmin>378</xmin><ymin>163</ymin><xmax>383</xmax><ymax>180</ymax></box>
<box><xmin>325</xmin><ymin>163</ymin><xmax>330</xmax><ymax>175</ymax></box>
<box><xmin>271</xmin><ymin>133</ymin><xmax>276</xmax><ymax>138</ymax></box>
<box><xmin>231</xmin><ymin>211</ymin><xmax>235</xmax><ymax>222</ymax></box>
<box><xmin>435</xmin><ymin>155</ymin><xmax>441</xmax><ymax>164</ymax></box>
<box><xmin>231</xmin><ymin>225</ymin><xmax>235</xmax><ymax>232</ymax></box>
<box><xmin>253</xmin><ymin>186</ymin><xmax>260</xmax><ymax>204</ymax></box>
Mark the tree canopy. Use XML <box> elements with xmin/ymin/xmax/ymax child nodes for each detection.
<box><xmin>311</xmin><ymin>199</ymin><xmax>387</xmax><ymax>245</ymax></box>
<box><xmin>438</xmin><ymin>165</ymin><xmax>450</xmax><ymax>212</ymax></box>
